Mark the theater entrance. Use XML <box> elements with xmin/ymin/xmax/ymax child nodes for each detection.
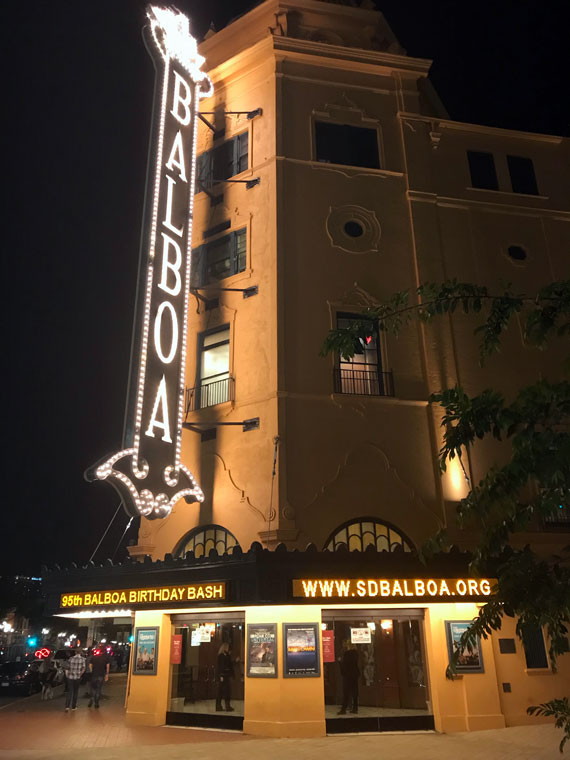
<box><xmin>322</xmin><ymin>609</ymin><xmax>434</xmax><ymax>733</ymax></box>
<box><xmin>166</xmin><ymin>612</ymin><xmax>245</xmax><ymax>730</ymax></box>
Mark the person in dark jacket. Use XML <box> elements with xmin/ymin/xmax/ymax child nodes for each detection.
<box><xmin>338</xmin><ymin>642</ymin><xmax>360</xmax><ymax>715</ymax></box>
<box><xmin>215</xmin><ymin>642</ymin><xmax>234</xmax><ymax>712</ymax></box>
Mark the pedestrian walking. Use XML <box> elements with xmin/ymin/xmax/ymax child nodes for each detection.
<box><xmin>215</xmin><ymin>642</ymin><xmax>234</xmax><ymax>712</ymax></box>
<box><xmin>338</xmin><ymin>641</ymin><xmax>359</xmax><ymax>715</ymax></box>
<box><xmin>64</xmin><ymin>649</ymin><xmax>85</xmax><ymax>711</ymax></box>
<box><xmin>41</xmin><ymin>657</ymin><xmax>57</xmax><ymax>700</ymax></box>
<box><xmin>88</xmin><ymin>646</ymin><xmax>110</xmax><ymax>708</ymax></box>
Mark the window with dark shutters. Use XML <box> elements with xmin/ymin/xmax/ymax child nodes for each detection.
<box><xmin>196</xmin><ymin>132</ymin><xmax>249</xmax><ymax>191</ymax></box>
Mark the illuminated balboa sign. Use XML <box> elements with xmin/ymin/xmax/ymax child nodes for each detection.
<box><xmin>91</xmin><ymin>7</ymin><xmax>212</xmax><ymax>518</ymax></box>
<box><xmin>293</xmin><ymin>578</ymin><xmax>495</xmax><ymax>601</ymax></box>
<box><xmin>60</xmin><ymin>582</ymin><xmax>225</xmax><ymax>609</ymax></box>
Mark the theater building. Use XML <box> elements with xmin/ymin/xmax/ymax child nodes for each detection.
<box><xmin>45</xmin><ymin>0</ymin><xmax>569</xmax><ymax>738</ymax></box>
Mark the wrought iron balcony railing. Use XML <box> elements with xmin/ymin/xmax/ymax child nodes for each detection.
<box><xmin>333</xmin><ymin>368</ymin><xmax>394</xmax><ymax>397</ymax></box>
<box><xmin>185</xmin><ymin>375</ymin><xmax>234</xmax><ymax>415</ymax></box>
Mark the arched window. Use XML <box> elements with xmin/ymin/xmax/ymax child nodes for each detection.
<box><xmin>324</xmin><ymin>518</ymin><xmax>413</xmax><ymax>553</ymax></box>
<box><xmin>174</xmin><ymin>524</ymin><xmax>239</xmax><ymax>558</ymax></box>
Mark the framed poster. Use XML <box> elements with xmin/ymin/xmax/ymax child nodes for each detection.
<box><xmin>283</xmin><ymin>622</ymin><xmax>320</xmax><ymax>678</ymax></box>
<box><xmin>351</xmin><ymin>627</ymin><xmax>371</xmax><ymax>644</ymax></box>
<box><xmin>445</xmin><ymin>621</ymin><xmax>484</xmax><ymax>673</ymax></box>
<box><xmin>133</xmin><ymin>627</ymin><xmax>159</xmax><ymax>675</ymax></box>
<box><xmin>247</xmin><ymin>624</ymin><xmax>277</xmax><ymax>677</ymax></box>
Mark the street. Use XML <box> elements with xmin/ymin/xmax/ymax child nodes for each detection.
<box><xmin>0</xmin><ymin>674</ymin><xmax>562</xmax><ymax>760</ymax></box>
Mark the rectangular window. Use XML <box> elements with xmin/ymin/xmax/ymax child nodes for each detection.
<box><xmin>315</xmin><ymin>122</ymin><xmax>380</xmax><ymax>170</ymax></box>
<box><xmin>522</xmin><ymin>625</ymin><xmax>548</xmax><ymax>669</ymax></box>
<box><xmin>193</xmin><ymin>326</ymin><xmax>231</xmax><ymax>410</ymax></box>
<box><xmin>196</xmin><ymin>132</ymin><xmax>249</xmax><ymax>191</ymax></box>
<box><xmin>192</xmin><ymin>228</ymin><xmax>246</xmax><ymax>288</ymax></box>
<box><xmin>467</xmin><ymin>150</ymin><xmax>499</xmax><ymax>190</ymax></box>
<box><xmin>334</xmin><ymin>313</ymin><xmax>393</xmax><ymax>396</ymax></box>
<box><xmin>507</xmin><ymin>155</ymin><xmax>539</xmax><ymax>195</ymax></box>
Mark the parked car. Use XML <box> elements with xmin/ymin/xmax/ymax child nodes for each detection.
<box><xmin>0</xmin><ymin>661</ymin><xmax>42</xmax><ymax>695</ymax></box>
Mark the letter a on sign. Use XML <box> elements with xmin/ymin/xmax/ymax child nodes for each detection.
<box><xmin>88</xmin><ymin>7</ymin><xmax>212</xmax><ymax>519</ymax></box>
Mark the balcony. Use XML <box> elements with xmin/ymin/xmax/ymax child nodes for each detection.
<box><xmin>543</xmin><ymin>505</ymin><xmax>570</xmax><ymax>528</ymax></box>
<box><xmin>185</xmin><ymin>375</ymin><xmax>234</xmax><ymax>415</ymax></box>
<box><xmin>333</xmin><ymin>368</ymin><xmax>394</xmax><ymax>397</ymax></box>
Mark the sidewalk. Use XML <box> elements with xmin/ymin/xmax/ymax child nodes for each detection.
<box><xmin>0</xmin><ymin>674</ymin><xmax>561</xmax><ymax>760</ymax></box>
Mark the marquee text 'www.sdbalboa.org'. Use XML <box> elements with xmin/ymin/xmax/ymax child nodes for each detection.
<box><xmin>293</xmin><ymin>578</ymin><xmax>494</xmax><ymax>599</ymax></box>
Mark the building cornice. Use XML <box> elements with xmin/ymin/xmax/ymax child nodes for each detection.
<box><xmin>400</xmin><ymin>112</ymin><xmax>565</xmax><ymax>143</ymax></box>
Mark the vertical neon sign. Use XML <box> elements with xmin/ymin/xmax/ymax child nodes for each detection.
<box><xmin>92</xmin><ymin>7</ymin><xmax>211</xmax><ymax>518</ymax></box>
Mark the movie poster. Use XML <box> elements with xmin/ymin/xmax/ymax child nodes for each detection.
<box><xmin>247</xmin><ymin>624</ymin><xmax>277</xmax><ymax>677</ymax></box>
<box><xmin>133</xmin><ymin>627</ymin><xmax>159</xmax><ymax>675</ymax></box>
<box><xmin>283</xmin><ymin>623</ymin><xmax>320</xmax><ymax>678</ymax></box>
<box><xmin>445</xmin><ymin>621</ymin><xmax>484</xmax><ymax>673</ymax></box>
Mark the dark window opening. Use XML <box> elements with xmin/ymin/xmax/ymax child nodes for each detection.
<box><xmin>192</xmin><ymin>228</ymin><xmax>246</xmax><ymax>287</ymax></box>
<box><xmin>507</xmin><ymin>155</ymin><xmax>539</xmax><ymax>195</ymax></box>
<box><xmin>315</xmin><ymin>122</ymin><xmax>380</xmax><ymax>170</ymax></box>
<box><xmin>196</xmin><ymin>132</ymin><xmax>248</xmax><ymax>191</ymax></box>
<box><xmin>522</xmin><ymin>625</ymin><xmax>548</xmax><ymax>669</ymax></box>
<box><xmin>334</xmin><ymin>312</ymin><xmax>393</xmax><ymax>396</ymax></box>
<box><xmin>467</xmin><ymin>150</ymin><xmax>498</xmax><ymax>190</ymax></box>
<box><xmin>344</xmin><ymin>220</ymin><xmax>364</xmax><ymax>238</ymax></box>
<box><xmin>507</xmin><ymin>245</ymin><xmax>527</xmax><ymax>262</ymax></box>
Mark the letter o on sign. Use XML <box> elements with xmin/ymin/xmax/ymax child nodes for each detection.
<box><xmin>154</xmin><ymin>301</ymin><xmax>179</xmax><ymax>364</ymax></box>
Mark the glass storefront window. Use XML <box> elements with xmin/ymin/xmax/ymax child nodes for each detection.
<box><xmin>169</xmin><ymin>615</ymin><xmax>245</xmax><ymax>719</ymax></box>
<box><xmin>322</xmin><ymin>612</ymin><xmax>431</xmax><ymax>720</ymax></box>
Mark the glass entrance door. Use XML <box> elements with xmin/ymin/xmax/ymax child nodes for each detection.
<box><xmin>167</xmin><ymin>613</ymin><xmax>245</xmax><ymax>729</ymax></box>
<box><xmin>322</xmin><ymin>610</ymin><xmax>433</xmax><ymax>732</ymax></box>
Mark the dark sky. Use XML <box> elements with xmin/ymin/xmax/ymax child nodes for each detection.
<box><xmin>4</xmin><ymin>0</ymin><xmax>568</xmax><ymax>576</ymax></box>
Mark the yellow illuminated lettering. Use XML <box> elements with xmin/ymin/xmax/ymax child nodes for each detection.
<box><xmin>188</xmin><ymin>587</ymin><xmax>196</xmax><ymax>599</ymax></box>
<box><xmin>335</xmin><ymin>580</ymin><xmax>350</xmax><ymax>596</ymax></box>
<box><xmin>213</xmin><ymin>584</ymin><xmax>223</xmax><ymax>598</ymax></box>
<box><xmin>165</xmin><ymin>130</ymin><xmax>187</xmax><ymax>182</ymax></box>
<box><xmin>111</xmin><ymin>592</ymin><xmax>119</xmax><ymax>604</ymax></box>
<box><xmin>356</xmin><ymin>580</ymin><xmax>366</xmax><ymax>597</ymax></box>
<box><xmin>403</xmin><ymin>580</ymin><xmax>413</xmax><ymax>596</ymax></box>
<box><xmin>427</xmin><ymin>580</ymin><xmax>438</xmax><ymax>596</ymax></box>
<box><xmin>145</xmin><ymin>375</ymin><xmax>172</xmax><ymax>442</ymax></box>
<box><xmin>84</xmin><ymin>594</ymin><xmax>92</xmax><ymax>605</ymax></box>
<box><xmin>415</xmin><ymin>580</ymin><xmax>425</xmax><ymax>595</ymax></box>
<box><xmin>140</xmin><ymin>591</ymin><xmax>148</xmax><ymax>602</ymax></box>
<box><xmin>178</xmin><ymin>587</ymin><xmax>185</xmax><ymax>599</ymax></box>
<box><xmin>170</xmin><ymin>70</ymin><xmax>192</xmax><ymax>126</ymax></box>
<box><xmin>379</xmin><ymin>580</ymin><xmax>390</xmax><ymax>596</ymax></box>
<box><xmin>104</xmin><ymin>592</ymin><xmax>111</xmax><ymax>604</ymax></box>
<box><xmin>319</xmin><ymin>580</ymin><xmax>334</xmax><ymax>597</ymax></box>
<box><xmin>129</xmin><ymin>591</ymin><xmax>137</xmax><ymax>603</ymax></box>
<box><xmin>392</xmin><ymin>580</ymin><xmax>403</xmax><ymax>596</ymax></box>
<box><xmin>120</xmin><ymin>592</ymin><xmax>127</xmax><ymax>603</ymax></box>
<box><xmin>439</xmin><ymin>580</ymin><xmax>451</xmax><ymax>596</ymax></box>
<box><xmin>456</xmin><ymin>579</ymin><xmax>467</xmax><ymax>596</ymax></box>
<box><xmin>467</xmin><ymin>579</ymin><xmax>478</xmax><ymax>595</ymax></box>
<box><xmin>480</xmin><ymin>579</ymin><xmax>491</xmax><ymax>595</ymax></box>
<box><xmin>196</xmin><ymin>586</ymin><xmax>205</xmax><ymax>599</ymax></box>
<box><xmin>302</xmin><ymin>580</ymin><xmax>317</xmax><ymax>597</ymax></box>
<box><xmin>368</xmin><ymin>580</ymin><xmax>379</xmax><ymax>596</ymax></box>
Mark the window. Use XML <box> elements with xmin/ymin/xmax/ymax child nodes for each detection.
<box><xmin>192</xmin><ymin>326</ymin><xmax>231</xmax><ymax>410</ymax></box>
<box><xmin>334</xmin><ymin>313</ymin><xmax>393</xmax><ymax>396</ymax></box>
<box><xmin>192</xmin><ymin>228</ymin><xmax>246</xmax><ymax>287</ymax></box>
<box><xmin>196</xmin><ymin>132</ymin><xmax>248</xmax><ymax>191</ymax></box>
<box><xmin>507</xmin><ymin>155</ymin><xmax>539</xmax><ymax>195</ymax></box>
<box><xmin>324</xmin><ymin>518</ymin><xmax>413</xmax><ymax>553</ymax></box>
<box><xmin>467</xmin><ymin>150</ymin><xmax>499</xmax><ymax>190</ymax></box>
<box><xmin>315</xmin><ymin>121</ymin><xmax>380</xmax><ymax>169</ymax></box>
<box><xmin>174</xmin><ymin>524</ymin><xmax>239</xmax><ymax>558</ymax></box>
<box><xmin>522</xmin><ymin>625</ymin><xmax>548</xmax><ymax>669</ymax></box>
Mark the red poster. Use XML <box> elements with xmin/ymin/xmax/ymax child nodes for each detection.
<box><xmin>322</xmin><ymin>630</ymin><xmax>335</xmax><ymax>663</ymax></box>
<box><xmin>170</xmin><ymin>634</ymin><xmax>182</xmax><ymax>664</ymax></box>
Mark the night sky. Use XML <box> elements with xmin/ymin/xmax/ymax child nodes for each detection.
<box><xmin>4</xmin><ymin>0</ymin><xmax>568</xmax><ymax>576</ymax></box>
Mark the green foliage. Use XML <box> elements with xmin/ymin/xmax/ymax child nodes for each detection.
<box><xmin>527</xmin><ymin>698</ymin><xmax>570</xmax><ymax>752</ymax></box>
<box><xmin>321</xmin><ymin>279</ymin><xmax>570</xmax><ymax>365</ymax></box>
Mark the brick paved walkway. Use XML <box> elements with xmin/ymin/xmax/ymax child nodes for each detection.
<box><xmin>0</xmin><ymin>674</ymin><xmax>561</xmax><ymax>760</ymax></box>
